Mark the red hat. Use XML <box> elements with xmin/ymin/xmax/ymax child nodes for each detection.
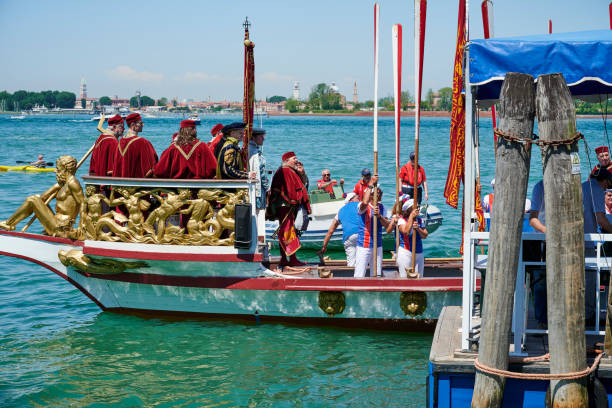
<box><xmin>282</xmin><ymin>151</ymin><xmax>296</xmax><ymax>161</ymax></box>
<box><xmin>125</xmin><ymin>112</ymin><xmax>141</xmax><ymax>124</ymax></box>
<box><xmin>180</xmin><ymin>119</ymin><xmax>196</xmax><ymax>128</ymax></box>
<box><xmin>107</xmin><ymin>114</ymin><xmax>124</xmax><ymax>126</ymax></box>
<box><xmin>596</xmin><ymin>146</ymin><xmax>609</xmax><ymax>155</ymax></box>
<box><xmin>211</xmin><ymin>123</ymin><xmax>223</xmax><ymax>136</ymax></box>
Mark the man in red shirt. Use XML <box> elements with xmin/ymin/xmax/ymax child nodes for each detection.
<box><xmin>90</xmin><ymin>114</ymin><xmax>122</xmax><ymax>176</ymax></box>
<box><xmin>353</xmin><ymin>168</ymin><xmax>372</xmax><ymax>200</ymax></box>
<box><xmin>592</xmin><ymin>146</ymin><xmax>612</xmax><ymax>177</ymax></box>
<box><xmin>112</xmin><ymin>113</ymin><xmax>158</xmax><ymax>178</ymax></box>
<box><xmin>268</xmin><ymin>151</ymin><xmax>311</xmax><ymax>267</ymax></box>
<box><xmin>317</xmin><ymin>169</ymin><xmax>344</xmax><ymax>198</ymax></box>
<box><xmin>399</xmin><ymin>152</ymin><xmax>428</xmax><ymax>204</ymax></box>
<box><xmin>154</xmin><ymin>119</ymin><xmax>217</xmax><ymax>179</ymax></box>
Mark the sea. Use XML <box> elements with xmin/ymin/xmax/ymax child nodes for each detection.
<box><xmin>0</xmin><ymin>113</ymin><xmax>608</xmax><ymax>407</ymax></box>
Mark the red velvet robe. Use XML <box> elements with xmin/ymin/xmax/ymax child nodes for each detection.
<box><xmin>270</xmin><ymin>166</ymin><xmax>311</xmax><ymax>256</ymax></box>
<box><xmin>154</xmin><ymin>141</ymin><xmax>217</xmax><ymax>179</ymax></box>
<box><xmin>89</xmin><ymin>133</ymin><xmax>118</xmax><ymax>176</ymax></box>
<box><xmin>112</xmin><ymin>134</ymin><xmax>158</xmax><ymax>178</ymax></box>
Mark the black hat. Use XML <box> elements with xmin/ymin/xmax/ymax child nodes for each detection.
<box><xmin>410</xmin><ymin>151</ymin><xmax>415</xmax><ymax>160</ymax></box>
<box><xmin>221</xmin><ymin>122</ymin><xmax>246</xmax><ymax>134</ymax></box>
<box><xmin>252</xmin><ymin>128</ymin><xmax>266</xmax><ymax>136</ymax></box>
<box><xmin>361</xmin><ymin>168</ymin><xmax>371</xmax><ymax>176</ymax></box>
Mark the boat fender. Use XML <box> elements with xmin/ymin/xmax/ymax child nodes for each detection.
<box><xmin>234</xmin><ymin>203</ymin><xmax>252</xmax><ymax>249</ymax></box>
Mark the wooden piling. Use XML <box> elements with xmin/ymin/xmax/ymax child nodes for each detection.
<box><xmin>471</xmin><ymin>72</ymin><xmax>535</xmax><ymax>408</ymax></box>
<box><xmin>536</xmin><ymin>73</ymin><xmax>587</xmax><ymax>407</ymax></box>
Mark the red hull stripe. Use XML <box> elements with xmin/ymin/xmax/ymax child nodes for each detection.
<box><xmin>0</xmin><ymin>230</ymin><xmax>83</xmax><ymax>246</ymax></box>
<box><xmin>83</xmin><ymin>246</ymin><xmax>263</xmax><ymax>262</ymax></box>
<box><xmin>109</xmin><ymin>307</ymin><xmax>438</xmax><ymax>332</ymax></box>
<box><xmin>81</xmin><ymin>272</ymin><xmax>476</xmax><ymax>292</ymax></box>
<box><xmin>0</xmin><ymin>250</ymin><xmax>105</xmax><ymax>309</ymax></box>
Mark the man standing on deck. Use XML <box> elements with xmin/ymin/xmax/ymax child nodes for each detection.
<box><xmin>248</xmin><ymin>128</ymin><xmax>269</xmax><ymax>239</ymax></box>
<box><xmin>268</xmin><ymin>151</ymin><xmax>311</xmax><ymax>267</ymax></box>
<box><xmin>207</xmin><ymin>123</ymin><xmax>224</xmax><ymax>152</ymax></box>
<box><xmin>353</xmin><ymin>168</ymin><xmax>372</xmax><ymax>201</ymax></box>
<box><xmin>318</xmin><ymin>192</ymin><xmax>360</xmax><ymax>266</ymax></box>
<box><xmin>399</xmin><ymin>152</ymin><xmax>428</xmax><ymax>204</ymax></box>
<box><xmin>154</xmin><ymin>119</ymin><xmax>217</xmax><ymax>179</ymax></box>
<box><xmin>527</xmin><ymin>180</ymin><xmax>547</xmax><ymax>329</ymax></box>
<box><xmin>112</xmin><ymin>113</ymin><xmax>158</xmax><ymax>178</ymax></box>
<box><xmin>89</xmin><ymin>114</ymin><xmax>123</xmax><ymax>177</ymax></box>
<box><xmin>592</xmin><ymin>146</ymin><xmax>612</xmax><ymax>175</ymax></box>
<box><xmin>582</xmin><ymin>168</ymin><xmax>612</xmax><ymax>325</ymax></box>
<box><xmin>355</xmin><ymin>178</ymin><xmax>390</xmax><ymax>277</ymax></box>
<box><xmin>215</xmin><ymin>122</ymin><xmax>250</xmax><ymax>179</ymax></box>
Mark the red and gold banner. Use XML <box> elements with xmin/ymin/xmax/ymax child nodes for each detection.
<box><xmin>242</xmin><ymin>24</ymin><xmax>255</xmax><ymax>166</ymax></box>
<box><xmin>443</xmin><ymin>0</ymin><xmax>466</xmax><ymax>209</ymax></box>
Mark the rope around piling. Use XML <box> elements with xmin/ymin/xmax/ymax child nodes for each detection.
<box><xmin>494</xmin><ymin>127</ymin><xmax>584</xmax><ymax>147</ymax></box>
<box><xmin>474</xmin><ymin>352</ymin><xmax>604</xmax><ymax>381</ymax></box>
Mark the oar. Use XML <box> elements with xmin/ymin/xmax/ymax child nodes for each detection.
<box><xmin>21</xmin><ymin>115</ymin><xmax>107</xmax><ymax>233</ymax></box>
<box><xmin>15</xmin><ymin>160</ymin><xmax>54</xmax><ymax>166</ymax></box>
<box><xmin>392</xmin><ymin>24</ymin><xmax>402</xmax><ymax>257</ymax></box>
<box><xmin>411</xmin><ymin>0</ymin><xmax>427</xmax><ymax>275</ymax></box>
<box><xmin>372</xmin><ymin>2</ymin><xmax>380</xmax><ymax>277</ymax></box>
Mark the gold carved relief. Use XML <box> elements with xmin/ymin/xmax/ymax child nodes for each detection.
<box><xmin>318</xmin><ymin>291</ymin><xmax>345</xmax><ymax>316</ymax></box>
<box><xmin>58</xmin><ymin>249</ymin><xmax>148</xmax><ymax>274</ymax></box>
<box><xmin>400</xmin><ymin>291</ymin><xmax>427</xmax><ymax>317</ymax></box>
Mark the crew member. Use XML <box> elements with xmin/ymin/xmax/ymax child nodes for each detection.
<box><xmin>400</xmin><ymin>152</ymin><xmax>428</xmax><ymax>204</ymax></box>
<box><xmin>248</xmin><ymin>128</ymin><xmax>269</xmax><ymax>237</ymax></box>
<box><xmin>112</xmin><ymin>113</ymin><xmax>158</xmax><ymax>178</ymax></box>
<box><xmin>318</xmin><ymin>192</ymin><xmax>361</xmax><ymax>266</ymax></box>
<box><xmin>154</xmin><ymin>119</ymin><xmax>217</xmax><ymax>179</ymax></box>
<box><xmin>30</xmin><ymin>155</ymin><xmax>46</xmax><ymax>168</ymax></box>
<box><xmin>268</xmin><ymin>151</ymin><xmax>311</xmax><ymax>267</ymax></box>
<box><xmin>317</xmin><ymin>169</ymin><xmax>344</xmax><ymax>198</ymax></box>
<box><xmin>483</xmin><ymin>179</ymin><xmax>495</xmax><ymax>213</ymax></box>
<box><xmin>208</xmin><ymin>123</ymin><xmax>224</xmax><ymax>151</ymax></box>
<box><xmin>355</xmin><ymin>177</ymin><xmax>390</xmax><ymax>278</ymax></box>
<box><xmin>89</xmin><ymin>114</ymin><xmax>122</xmax><ymax>176</ymax></box>
<box><xmin>215</xmin><ymin>122</ymin><xmax>249</xmax><ymax>179</ymax></box>
<box><xmin>296</xmin><ymin>161</ymin><xmax>309</xmax><ymax>191</ymax></box>
<box><xmin>592</xmin><ymin>146</ymin><xmax>612</xmax><ymax>175</ymax></box>
<box><xmin>392</xmin><ymin>199</ymin><xmax>428</xmax><ymax>278</ymax></box>
<box><xmin>353</xmin><ymin>168</ymin><xmax>372</xmax><ymax>200</ymax></box>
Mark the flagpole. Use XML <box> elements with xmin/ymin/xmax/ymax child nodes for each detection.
<box><xmin>372</xmin><ymin>2</ymin><xmax>380</xmax><ymax>277</ymax></box>
<box><xmin>412</xmin><ymin>0</ymin><xmax>427</xmax><ymax>274</ymax></box>
<box><xmin>392</xmin><ymin>24</ymin><xmax>402</xmax><ymax>258</ymax></box>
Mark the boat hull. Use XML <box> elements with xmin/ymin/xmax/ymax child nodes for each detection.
<box><xmin>0</xmin><ymin>231</ymin><xmax>463</xmax><ymax>330</ymax></box>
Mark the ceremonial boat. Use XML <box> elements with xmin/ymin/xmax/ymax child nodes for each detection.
<box><xmin>428</xmin><ymin>27</ymin><xmax>612</xmax><ymax>406</ymax></box>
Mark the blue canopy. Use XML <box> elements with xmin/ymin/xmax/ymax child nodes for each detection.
<box><xmin>469</xmin><ymin>30</ymin><xmax>612</xmax><ymax>101</ymax></box>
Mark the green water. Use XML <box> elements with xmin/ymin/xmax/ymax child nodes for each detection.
<box><xmin>0</xmin><ymin>114</ymin><xmax>608</xmax><ymax>406</ymax></box>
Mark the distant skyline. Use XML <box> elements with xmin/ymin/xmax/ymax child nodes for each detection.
<box><xmin>0</xmin><ymin>1</ymin><xmax>610</xmax><ymax>102</ymax></box>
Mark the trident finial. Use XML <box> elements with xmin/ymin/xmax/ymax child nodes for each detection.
<box><xmin>243</xmin><ymin>17</ymin><xmax>250</xmax><ymax>31</ymax></box>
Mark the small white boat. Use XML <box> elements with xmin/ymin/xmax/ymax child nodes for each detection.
<box><xmin>188</xmin><ymin>114</ymin><xmax>201</xmax><ymax>125</ymax></box>
<box><xmin>10</xmin><ymin>115</ymin><xmax>25</xmax><ymax>119</ymax></box>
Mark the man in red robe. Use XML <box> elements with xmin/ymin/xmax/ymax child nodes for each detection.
<box><xmin>268</xmin><ymin>151</ymin><xmax>311</xmax><ymax>267</ymax></box>
<box><xmin>154</xmin><ymin>119</ymin><xmax>217</xmax><ymax>179</ymax></box>
<box><xmin>89</xmin><ymin>114</ymin><xmax>122</xmax><ymax>176</ymax></box>
<box><xmin>112</xmin><ymin>113</ymin><xmax>158</xmax><ymax>178</ymax></box>
<box><xmin>207</xmin><ymin>123</ymin><xmax>224</xmax><ymax>151</ymax></box>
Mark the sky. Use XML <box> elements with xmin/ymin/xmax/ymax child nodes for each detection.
<box><xmin>0</xmin><ymin>0</ymin><xmax>610</xmax><ymax>102</ymax></box>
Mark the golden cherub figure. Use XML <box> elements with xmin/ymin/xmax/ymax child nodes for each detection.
<box><xmin>0</xmin><ymin>156</ymin><xmax>85</xmax><ymax>238</ymax></box>
<box><xmin>144</xmin><ymin>189</ymin><xmax>191</xmax><ymax>240</ymax></box>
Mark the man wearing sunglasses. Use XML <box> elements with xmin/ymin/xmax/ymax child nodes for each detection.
<box><xmin>317</xmin><ymin>169</ymin><xmax>344</xmax><ymax>198</ymax></box>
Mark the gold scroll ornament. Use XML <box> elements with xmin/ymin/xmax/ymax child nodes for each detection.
<box><xmin>58</xmin><ymin>249</ymin><xmax>148</xmax><ymax>275</ymax></box>
<box><xmin>318</xmin><ymin>291</ymin><xmax>346</xmax><ymax>316</ymax></box>
<box><xmin>400</xmin><ymin>291</ymin><xmax>427</xmax><ymax>317</ymax></box>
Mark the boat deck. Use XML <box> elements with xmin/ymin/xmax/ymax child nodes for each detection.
<box><xmin>430</xmin><ymin>306</ymin><xmax>612</xmax><ymax>382</ymax></box>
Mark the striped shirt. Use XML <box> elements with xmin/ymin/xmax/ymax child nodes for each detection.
<box><xmin>357</xmin><ymin>203</ymin><xmax>385</xmax><ymax>248</ymax></box>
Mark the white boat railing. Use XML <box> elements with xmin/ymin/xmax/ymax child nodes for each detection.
<box><xmin>463</xmin><ymin>228</ymin><xmax>611</xmax><ymax>354</ymax></box>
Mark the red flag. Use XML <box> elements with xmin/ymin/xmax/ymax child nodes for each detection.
<box><xmin>443</xmin><ymin>0</ymin><xmax>466</xmax><ymax>209</ymax></box>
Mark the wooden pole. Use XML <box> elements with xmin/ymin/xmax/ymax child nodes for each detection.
<box><xmin>411</xmin><ymin>0</ymin><xmax>427</xmax><ymax>273</ymax></box>
<box><xmin>471</xmin><ymin>72</ymin><xmax>535</xmax><ymax>408</ymax></box>
<box><xmin>392</xmin><ymin>24</ymin><xmax>402</xmax><ymax>256</ymax></box>
<box><xmin>372</xmin><ymin>3</ymin><xmax>380</xmax><ymax>277</ymax></box>
<box><xmin>536</xmin><ymin>73</ymin><xmax>587</xmax><ymax>407</ymax></box>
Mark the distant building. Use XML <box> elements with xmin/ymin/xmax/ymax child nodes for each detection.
<box><xmin>73</xmin><ymin>77</ymin><xmax>97</xmax><ymax>109</ymax></box>
<box><xmin>353</xmin><ymin>81</ymin><xmax>358</xmax><ymax>104</ymax></box>
<box><xmin>292</xmin><ymin>82</ymin><xmax>300</xmax><ymax>100</ymax></box>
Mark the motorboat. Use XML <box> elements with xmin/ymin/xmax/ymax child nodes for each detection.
<box><xmin>187</xmin><ymin>114</ymin><xmax>201</xmax><ymax>125</ymax></box>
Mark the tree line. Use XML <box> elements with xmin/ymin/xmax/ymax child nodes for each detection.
<box><xmin>0</xmin><ymin>90</ymin><xmax>76</xmax><ymax>111</ymax></box>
